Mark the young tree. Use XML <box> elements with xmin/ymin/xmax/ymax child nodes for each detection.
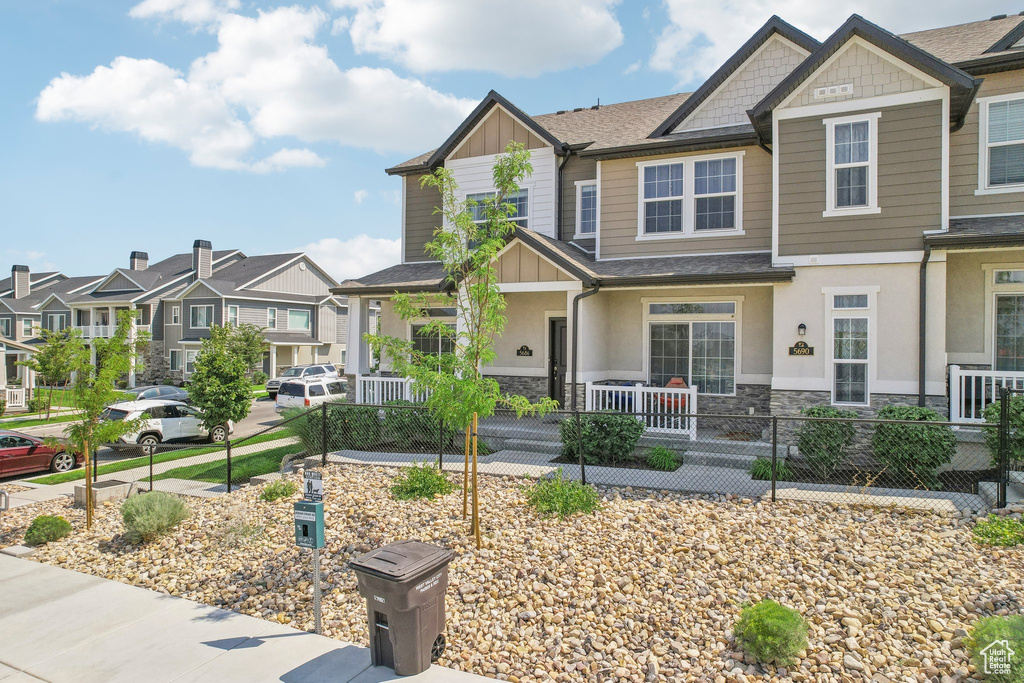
<box><xmin>227</xmin><ymin>323</ymin><xmax>269</xmax><ymax>379</ymax></box>
<box><xmin>368</xmin><ymin>142</ymin><xmax>558</xmax><ymax>546</ymax></box>
<box><xmin>58</xmin><ymin>310</ymin><xmax>150</xmax><ymax>528</ymax></box>
<box><xmin>185</xmin><ymin>324</ymin><xmax>255</xmax><ymax>442</ymax></box>
<box><xmin>17</xmin><ymin>327</ymin><xmax>86</xmax><ymax>418</ymax></box>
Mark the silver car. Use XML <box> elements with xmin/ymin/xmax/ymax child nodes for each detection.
<box><xmin>265</xmin><ymin>364</ymin><xmax>338</xmax><ymax>399</ymax></box>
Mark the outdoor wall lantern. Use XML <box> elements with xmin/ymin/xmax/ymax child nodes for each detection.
<box><xmin>797</xmin><ymin>323</ymin><xmax>807</xmax><ymax>336</ymax></box>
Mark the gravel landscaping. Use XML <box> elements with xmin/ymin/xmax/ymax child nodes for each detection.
<box><xmin>3</xmin><ymin>464</ymin><xmax>1024</xmax><ymax>682</ymax></box>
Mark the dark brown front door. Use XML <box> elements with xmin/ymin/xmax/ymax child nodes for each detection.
<box><xmin>549</xmin><ymin>318</ymin><xmax>568</xmax><ymax>405</ymax></box>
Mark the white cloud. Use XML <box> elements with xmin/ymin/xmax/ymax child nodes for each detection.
<box><xmin>37</xmin><ymin>5</ymin><xmax>475</xmax><ymax>171</ymax></box>
<box><xmin>296</xmin><ymin>234</ymin><xmax>401</xmax><ymax>280</ymax></box>
<box><xmin>129</xmin><ymin>0</ymin><xmax>240</xmax><ymax>25</ymax></box>
<box><xmin>353</xmin><ymin>189</ymin><xmax>369</xmax><ymax>204</ymax></box>
<box><xmin>650</xmin><ymin>1</ymin><xmax>1015</xmax><ymax>85</ymax></box>
<box><xmin>331</xmin><ymin>16</ymin><xmax>350</xmax><ymax>35</ymax></box>
<box><xmin>5</xmin><ymin>250</ymin><xmax>57</xmax><ymax>272</ymax></box>
<box><xmin>380</xmin><ymin>189</ymin><xmax>401</xmax><ymax>205</ymax></box>
<box><xmin>335</xmin><ymin>0</ymin><xmax>624</xmax><ymax>77</ymax></box>
<box><xmin>623</xmin><ymin>60</ymin><xmax>641</xmax><ymax>75</ymax></box>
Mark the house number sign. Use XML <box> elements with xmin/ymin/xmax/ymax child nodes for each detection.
<box><xmin>516</xmin><ymin>345</ymin><xmax>533</xmax><ymax>357</ymax></box>
<box><xmin>788</xmin><ymin>341</ymin><xmax>814</xmax><ymax>356</ymax></box>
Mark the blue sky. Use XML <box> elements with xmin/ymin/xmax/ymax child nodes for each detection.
<box><xmin>0</xmin><ymin>0</ymin><xmax>1012</xmax><ymax>280</ymax></box>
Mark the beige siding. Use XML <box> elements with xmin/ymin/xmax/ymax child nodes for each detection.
<box><xmin>676</xmin><ymin>37</ymin><xmax>808</xmax><ymax>132</ymax></box>
<box><xmin>783</xmin><ymin>40</ymin><xmax>933</xmax><ymax>110</ymax></box>
<box><xmin>950</xmin><ymin>70</ymin><xmax>1024</xmax><ymax>217</ymax></box>
<box><xmin>248</xmin><ymin>259</ymin><xmax>333</xmax><ymax>295</ymax></box>
<box><xmin>98</xmin><ymin>272</ymin><xmax>141</xmax><ymax>292</ymax></box>
<box><xmin>404</xmin><ymin>176</ymin><xmax>442</xmax><ymax>263</ymax></box>
<box><xmin>777</xmin><ymin>100</ymin><xmax>942</xmax><ymax>256</ymax></box>
<box><xmin>945</xmin><ymin>249</ymin><xmax>1024</xmax><ymax>363</ymax></box>
<box><xmin>318</xmin><ymin>305</ymin><xmax>337</xmax><ymax>343</ymax></box>
<box><xmin>560</xmin><ymin>155</ymin><xmax>598</xmax><ymax>240</ymax></box>
<box><xmin>598</xmin><ymin>146</ymin><xmax>772</xmax><ymax>258</ymax></box>
<box><xmin>449</xmin><ymin>108</ymin><xmax>548</xmax><ymax>160</ymax></box>
<box><xmin>495</xmin><ymin>243</ymin><xmax>575</xmax><ymax>283</ymax></box>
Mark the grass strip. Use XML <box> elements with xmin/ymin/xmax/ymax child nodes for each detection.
<box><xmin>27</xmin><ymin>430</ymin><xmax>289</xmax><ymax>485</ymax></box>
<box><xmin>0</xmin><ymin>413</ymin><xmax>82</xmax><ymax>429</ymax></box>
<box><xmin>152</xmin><ymin>444</ymin><xmax>302</xmax><ymax>483</ymax></box>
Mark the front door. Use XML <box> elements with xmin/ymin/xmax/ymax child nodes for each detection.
<box><xmin>548</xmin><ymin>318</ymin><xmax>568</xmax><ymax>405</ymax></box>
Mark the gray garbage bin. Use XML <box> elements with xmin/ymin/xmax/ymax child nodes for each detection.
<box><xmin>349</xmin><ymin>540</ymin><xmax>454</xmax><ymax>676</ymax></box>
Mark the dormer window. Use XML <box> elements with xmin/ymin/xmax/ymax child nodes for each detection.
<box><xmin>823</xmin><ymin>113</ymin><xmax>880</xmax><ymax>217</ymax></box>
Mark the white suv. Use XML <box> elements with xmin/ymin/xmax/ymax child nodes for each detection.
<box><xmin>266</xmin><ymin>364</ymin><xmax>339</xmax><ymax>399</ymax></box>
<box><xmin>275</xmin><ymin>378</ymin><xmax>347</xmax><ymax>412</ymax></box>
<box><xmin>102</xmin><ymin>399</ymin><xmax>234</xmax><ymax>449</ymax></box>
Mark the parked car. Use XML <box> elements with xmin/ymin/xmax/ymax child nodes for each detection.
<box><xmin>275</xmin><ymin>378</ymin><xmax>347</xmax><ymax>412</ymax></box>
<box><xmin>266</xmin><ymin>364</ymin><xmax>339</xmax><ymax>399</ymax></box>
<box><xmin>101</xmin><ymin>399</ymin><xmax>234</xmax><ymax>450</ymax></box>
<box><xmin>0</xmin><ymin>430</ymin><xmax>82</xmax><ymax>476</ymax></box>
<box><xmin>121</xmin><ymin>385</ymin><xmax>191</xmax><ymax>403</ymax></box>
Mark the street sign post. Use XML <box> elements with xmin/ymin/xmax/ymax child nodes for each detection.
<box><xmin>294</xmin><ymin>500</ymin><xmax>325</xmax><ymax>634</ymax></box>
<box><xmin>304</xmin><ymin>470</ymin><xmax>323</xmax><ymax>502</ymax></box>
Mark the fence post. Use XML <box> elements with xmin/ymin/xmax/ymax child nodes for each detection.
<box><xmin>437</xmin><ymin>418</ymin><xmax>444</xmax><ymax>471</ymax></box>
<box><xmin>576</xmin><ymin>410</ymin><xmax>586</xmax><ymax>486</ymax></box>
<box><xmin>770</xmin><ymin>416</ymin><xmax>778</xmax><ymax>503</ymax></box>
<box><xmin>92</xmin><ymin>446</ymin><xmax>98</xmax><ymax>483</ymax></box>
<box><xmin>999</xmin><ymin>387</ymin><xmax>1010</xmax><ymax>509</ymax></box>
<box><xmin>226</xmin><ymin>436</ymin><xmax>232</xmax><ymax>495</ymax></box>
<box><xmin>948</xmin><ymin>365</ymin><xmax>961</xmax><ymax>421</ymax></box>
<box><xmin>321</xmin><ymin>403</ymin><xmax>328</xmax><ymax>468</ymax></box>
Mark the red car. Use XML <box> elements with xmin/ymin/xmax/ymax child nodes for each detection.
<box><xmin>0</xmin><ymin>430</ymin><xmax>82</xmax><ymax>477</ymax></box>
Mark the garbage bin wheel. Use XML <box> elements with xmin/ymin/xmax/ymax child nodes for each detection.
<box><xmin>431</xmin><ymin>634</ymin><xmax>445</xmax><ymax>662</ymax></box>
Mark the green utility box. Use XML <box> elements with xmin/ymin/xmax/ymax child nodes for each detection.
<box><xmin>293</xmin><ymin>501</ymin><xmax>324</xmax><ymax>549</ymax></box>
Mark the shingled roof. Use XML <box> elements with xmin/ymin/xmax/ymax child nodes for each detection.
<box><xmin>901</xmin><ymin>14</ymin><xmax>1024</xmax><ymax>65</ymax></box>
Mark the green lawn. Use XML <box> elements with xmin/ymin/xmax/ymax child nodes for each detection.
<box><xmin>0</xmin><ymin>413</ymin><xmax>82</xmax><ymax>429</ymax></box>
<box><xmin>251</xmin><ymin>384</ymin><xmax>269</xmax><ymax>399</ymax></box>
<box><xmin>152</xmin><ymin>444</ymin><xmax>302</xmax><ymax>483</ymax></box>
<box><xmin>27</xmin><ymin>430</ymin><xmax>289</xmax><ymax>485</ymax></box>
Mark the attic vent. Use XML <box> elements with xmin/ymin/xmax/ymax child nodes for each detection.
<box><xmin>814</xmin><ymin>83</ymin><xmax>853</xmax><ymax>99</ymax></box>
<box><xmin>573</xmin><ymin>107</ymin><xmax>583</xmax><ymax>112</ymax></box>
<box><xmin>556</xmin><ymin>110</ymin><xmax>567</xmax><ymax>115</ymax></box>
<box><xmin>991</xmin><ymin>13</ymin><xmax>1008</xmax><ymax>19</ymax></box>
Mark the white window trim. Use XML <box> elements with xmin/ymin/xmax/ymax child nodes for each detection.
<box><xmin>0</xmin><ymin>319</ymin><xmax>9</xmax><ymax>337</ymax></box>
<box><xmin>227</xmin><ymin>304</ymin><xmax>239</xmax><ymax>327</ymax></box>
<box><xmin>832</xmin><ymin>294</ymin><xmax>870</xmax><ymax>310</ymax></box>
<box><xmin>461</xmin><ymin>186</ymin><xmax>533</xmax><ymax>229</ymax></box>
<box><xmin>976</xmin><ymin>92</ymin><xmax>1024</xmax><ymax>195</ymax></box>
<box><xmin>831</xmin><ymin>315</ymin><xmax>870</xmax><ymax>406</ymax></box>
<box><xmin>823</xmin><ymin>112</ymin><xmax>880</xmax><ymax>217</ymax></box>
<box><xmin>22</xmin><ymin>319</ymin><xmax>33</xmax><ymax>336</ymax></box>
<box><xmin>287</xmin><ymin>308</ymin><xmax>310</xmax><ymax>331</ymax></box>
<box><xmin>635</xmin><ymin>151</ymin><xmax>745</xmax><ymax>241</ymax></box>
<box><xmin>574</xmin><ymin>179</ymin><xmax>598</xmax><ymax>238</ymax></box>
<box><xmin>189</xmin><ymin>305</ymin><xmax>214</xmax><ymax>329</ymax></box>
<box><xmin>47</xmin><ymin>313</ymin><xmax>66</xmax><ymax>330</ymax></box>
<box><xmin>170</xmin><ymin>305</ymin><xmax>180</xmax><ymax>326</ymax></box>
<box><xmin>184</xmin><ymin>349</ymin><xmax>198</xmax><ymax>375</ymax></box>
<box><xmin>169</xmin><ymin>349</ymin><xmax>182</xmax><ymax>372</ymax></box>
<box><xmin>267</xmin><ymin>308</ymin><xmax>277</xmax><ymax>329</ymax></box>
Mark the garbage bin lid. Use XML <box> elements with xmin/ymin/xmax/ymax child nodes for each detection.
<box><xmin>349</xmin><ymin>540</ymin><xmax>454</xmax><ymax>582</ymax></box>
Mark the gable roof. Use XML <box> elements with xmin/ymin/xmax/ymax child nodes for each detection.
<box><xmin>0</xmin><ymin>274</ymin><xmax>104</xmax><ymax>314</ymax></box>
<box><xmin>651</xmin><ymin>15</ymin><xmax>820</xmax><ymax>137</ymax></box>
<box><xmin>900</xmin><ymin>14</ymin><xmax>1024</xmax><ymax>66</ymax></box>
<box><xmin>748</xmin><ymin>14</ymin><xmax>983</xmax><ymax>143</ymax></box>
<box><xmin>0</xmin><ymin>271</ymin><xmax>63</xmax><ymax>297</ymax></box>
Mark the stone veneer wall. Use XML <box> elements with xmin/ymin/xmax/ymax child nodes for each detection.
<box><xmin>138</xmin><ymin>340</ymin><xmax>167</xmax><ymax>385</ymax></box>
<box><xmin>492</xmin><ymin>375</ymin><xmax>549</xmax><ymax>405</ymax></box>
<box><xmin>769</xmin><ymin>390</ymin><xmax>949</xmax><ymax>420</ymax></box>
<box><xmin>697</xmin><ymin>384</ymin><xmax>771</xmax><ymax>415</ymax></box>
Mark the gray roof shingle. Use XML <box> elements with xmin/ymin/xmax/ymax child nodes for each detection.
<box><xmin>900</xmin><ymin>14</ymin><xmax>1024</xmax><ymax>64</ymax></box>
<box><xmin>927</xmin><ymin>215</ymin><xmax>1024</xmax><ymax>248</ymax></box>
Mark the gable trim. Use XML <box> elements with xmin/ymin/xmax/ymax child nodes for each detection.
<box><xmin>88</xmin><ymin>268</ymin><xmax>146</xmax><ymax>295</ymax></box>
<box><xmin>986</xmin><ymin>17</ymin><xmax>1024</xmax><ymax>54</ymax></box>
<box><xmin>178</xmin><ymin>279</ymin><xmax>226</xmax><ymax>299</ymax></box>
<box><xmin>493</xmin><ymin>239</ymin><xmax>579</xmax><ymax>285</ymax></box>
<box><xmin>234</xmin><ymin>254</ymin><xmax>338</xmax><ymax>291</ymax></box>
<box><xmin>447</xmin><ymin>103</ymin><xmax>555</xmax><ymax>161</ymax></box>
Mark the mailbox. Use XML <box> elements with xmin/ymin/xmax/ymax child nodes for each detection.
<box><xmin>293</xmin><ymin>501</ymin><xmax>324</xmax><ymax>549</ymax></box>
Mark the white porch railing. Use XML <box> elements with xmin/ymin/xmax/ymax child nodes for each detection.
<box><xmin>355</xmin><ymin>375</ymin><xmax>430</xmax><ymax>404</ymax></box>
<box><xmin>5</xmin><ymin>388</ymin><xmax>25</xmax><ymax>410</ymax></box>
<box><xmin>948</xmin><ymin>364</ymin><xmax>1024</xmax><ymax>422</ymax></box>
<box><xmin>585</xmin><ymin>382</ymin><xmax>697</xmax><ymax>439</ymax></box>
<box><xmin>74</xmin><ymin>325</ymin><xmax>109</xmax><ymax>338</ymax></box>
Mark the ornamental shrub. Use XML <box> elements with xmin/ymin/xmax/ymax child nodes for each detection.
<box><xmin>983</xmin><ymin>396</ymin><xmax>1024</xmax><ymax>466</ymax></box>
<box><xmin>973</xmin><ymin>514</ymin><xmax>1024</xmax><ymax>547</ymax></box>
<box><xmin>251</xmin><ymin>371</ymin><xmax>269</xmax><ymax>385</ymax></box>
<box><xmin>525</xmin><ymin>468</ymin><xmax>600</xmax><ymax>519</ymax></box>
<box><xmin>121</xmin><ymin>491</ymin><xmax>189</xmax><ymax>543</ymax></box>
<box><xmin>24</xmin><ymin>515</ymin><xmax>72</xmax><ymax>546</ymax></box>
<box><xmin>391</xmin><ymin>462</ymin><xmax>455</xmax><ymax>500</ymax></box>
<box><xmin>286</xmin><ymin>404</ymin><xmax>383</xmax><ymax>453</ymax></box>
<box><xmin>259</xmin><ymin>479</ymin><xmax>299</xmax><ymax>502</ymax></box>
<box><xmin>796</xmin><ymin>406</ymin><xmax>857</xmax><ymax>479</ymax></box>
<box><xmin>734</xmin><ymin>600</ymin><xmax>809</xmax><ymax>666</ymax></box>
<box><xmin>382</xmin><ymin>400</ymin><xmax>458</xmax><ymax>450</ymax></box>
<box><xmin>872</xmin><ymin>405</ymin><xmax>955</xmax><ymax>490</ymax></box>
<box><xmin>559</xmin><ymin>412</ymin><xmax>645</xmax><ymax>466</ymax></box>
<box><xmin>749</xmin><ymin>457</ymin><xmax>794</xmax><ymax>482</ymax></box>
<box><xmin>965</xmin><ymin>615</ymin><xmax>1024</xmax><ymax>683</ymax></box>
<box><xmin>646</xmin><ymin>445</ymin><xmax>680</xmax><ymax>471</ymax></box>
<box><xmin>0</xmin><ymin>396</ymin><xmax>5</xmax><ymax>417</ymax></box>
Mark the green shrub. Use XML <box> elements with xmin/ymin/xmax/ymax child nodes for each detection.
<box><xmin>251</xmin><ymin>371</ymin><xmax>269</xmax><ymax>385</ymax></box>
<box><xmin>872</xmin><ymin>405</ymin><xmax>955</xmax><ymax>490</ymax></box>
<box><xmin>382</xmin><ymin>400</ymin><xmax>458</xmax><ymax>449</ymax></box>
<box><xmin>734</xmin><ymin>600</ymin><xmax>808</xmax><ymax>666</ymax></box>
<box><xmin>749</xmin><ymin>458</ymin><xmax>794</xmax><ymax>481</ymax></box>
<box><xmin>23</xmin><ymin>515</ymin><xmax>72</xmax><ymax>546</ymax></box>
<box><xmin>965</xmin><ymin>615</ymin><xmax>1024</xmax><ymax>683</ymax></box>
<box><xmin>259</xmin><ymin>479</ymin><xmax>299</xmax><ymax>502</ymax></box>
<box><xmin>559</xmin><ymin>412</ymin><xmax>645</xmax><ymax>466</ymax></box>
<box><xmin>525</xmin><ymin>469</ymin><xmax>600</xmax><ymax>519</ymax></box>
<box><xmin>973</xmin><ymin>514</ymin><xmax>1024</xmax><ymax>547</ymax></box>
<box><xmin>983</xmin><ymin>396</ymin><xmax>1024</xmax><ymax>466</ymax></box>
<box><xmin>121</xmin><ymin>491</ymin><xmax>190</xmax><ymax>543</ymax></box>
<box><xmin>646</xmin><ymin>446</ymin><xmax>680</xmax><ymax>471</ymax></box>
<box><xmin>286</xmin><ymin>404</ymin><xmax>383</xmax><ymax>453</ymax></box>
<box><xmin>796</xmin><ymin>406</ymin><xmax>857</xmax><ymax>479</ymax></box>
<box><xmin>0</xmin><ymin>397</ymin><xmax>5</xmax><ymax>417</ymax></box>
<box><xmin>26</xmin><ymin>396</ymin><xmax>47</xmax><ymax>413</ymax></box>
<box><xmin>390</xmin><ymin>462</ymin><xmax>455</xmax><ymax>500</ymax></box>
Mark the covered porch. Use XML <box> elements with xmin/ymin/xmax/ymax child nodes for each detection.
<box><xmin>1</xmin><ymin>337</ymin><xmax>36</xmax><ymax>410</ymax></box>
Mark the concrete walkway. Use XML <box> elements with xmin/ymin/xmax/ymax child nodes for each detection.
<box><xmin>0</xmin><ymin>555</ymin><xmax>486</xmax><ymax>683</ymax></box>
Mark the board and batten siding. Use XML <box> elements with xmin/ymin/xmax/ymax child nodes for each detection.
<box><xmin>247</xmin><ymin>259</ymin><xmax>334</xmax><ymax>296</ymax></box>
<box><xmin>317</xmin><ymin>305</ymin><xmax>336</xmax><ymax>344</ymax></box>
<box><xmin>777</xmin><ymin>100</ymin><xmax>942</xmax><ymax>256</ymax></box>
<box><xmin>950</xmin><ymin>70</ymin><xmax>1024</xmax><ymax>217</ymax></box>
<box><xmin>404</xmin><ymin>176</ymin><xmax>443</xmax><ymax>263</ymax></box>
<box><xmin>336</xmin><ymin>307</ymin><xmax>348</xmax><ymax>346</ymax></box>
<box><xmin>598</xmin><ymin>146</ymin><xmax>772</xmax><ymax>258</ymax></box>
<box><xmin>495</xmin><ymin>243</ymin><xmax>575</xmax><ymax>284</ymax></box>
<box><xmin>97</xmin><ymin>272</ymin><xmax>141</xmax><ymax>293</ymax></box>
<box><xmin>560</xmin><ymin>155</ymin><xmax>598</xmax><ymax>240</ymax></box>
<box><xmin>449</xmin><ymin>107</ymin><xmax>549</xmax><ymax>160</ymax></box>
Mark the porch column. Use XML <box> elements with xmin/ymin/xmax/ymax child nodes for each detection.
<box><xmin>346</xmin><ymin>296</ymin><xmax>373</xmax><ymax>376</ymax></box>
<box><xmin>292</xmin><ymin>346</ymin><xmax>298</xmax><ymax>367</ymax></box>
<box><xmin>269</xmin><ymin>346</ymin><xmax>277</xmax><ymax>378</ymax></box>
<box><xmin>0</xmin><ymin>343</ymin><xmax>6</xmax><ymax>387</ymax></box>
<box><xmin>128</xmin><ymin>305</ymin><xmax>137</xmax><ymax>388</ymax></box>
<box><xmin>108</xmin><ymin>306</ymin><xmax>114</xmax><ymax>335</ymax></box>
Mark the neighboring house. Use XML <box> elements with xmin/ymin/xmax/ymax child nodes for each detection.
<box><xmin>53</xmin><ymin>240</ymin><xmax>351</xmax><ymax>387</ymax></box>
<box><xmin>335</xmin><ymin>12</ymin><xmax>1024</xmax><ymax>424</ymax></box>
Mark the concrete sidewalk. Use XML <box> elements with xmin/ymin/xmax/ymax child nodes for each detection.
<box><xmin>0</xmin><ymin>556</ymin><xmax>486</xmax><ymax>683</ymax></box>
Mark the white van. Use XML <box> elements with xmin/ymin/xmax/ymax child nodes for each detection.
<box><xmin>274</xmin><ymin>378</ymin><xmax>347</xmax><ymax>412</ymax></box>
